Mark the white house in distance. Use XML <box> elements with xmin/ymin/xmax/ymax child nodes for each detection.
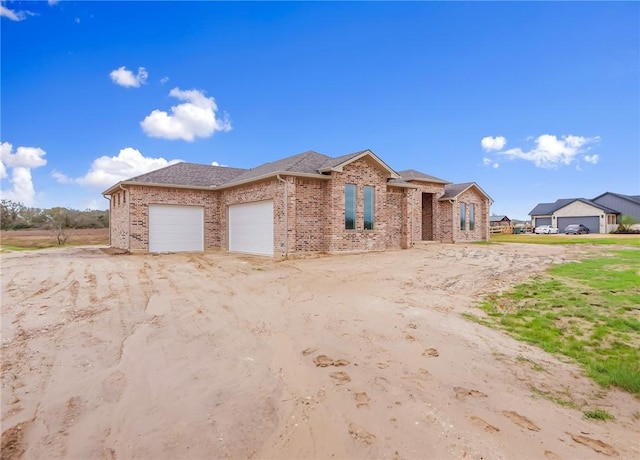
<box><xmin>529</xmin><ymin>191</ymin><xmax>640</xmax><ymax>233</ymax></box>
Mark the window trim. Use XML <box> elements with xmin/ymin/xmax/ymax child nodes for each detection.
<box><xmin>469</xmin><ymin>203</ymin><xmax>475</xmax><ymax>231</ymax></box>
<box><xmin>460</xmin><ymin>202</ymin><xmax>466</xmax><ymax>231</ymax></box>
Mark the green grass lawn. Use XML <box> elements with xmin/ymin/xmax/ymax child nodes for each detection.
<box><xmin>490</xmin><ymin>233</ymin><xmax>640</xmax><ymax>247</ymax></box>
<box><xmin>468</xmin><ymin>249</ymin><xmax>640</xmax><ymax>397</ymax></box>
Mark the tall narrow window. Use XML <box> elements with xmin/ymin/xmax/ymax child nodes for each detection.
<box><xmin>469</xmin><ymin>203</ymin><xmax>475</xmax><ymax>230</ymax></box>
<box><xmin>364</xmin><ymin>186</ymin><xmax>374</xmax><ymax>230</ymax></box>
<box><xmin>345</xmin><ymin>184</ymin><xmax>356</xmax><ymax>230</ymax></box>
<box><xmin>460</xmin><ymin>203</ymin><xmax>466</xmax><ymax>231</ymax></box>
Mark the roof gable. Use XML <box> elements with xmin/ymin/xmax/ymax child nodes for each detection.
<box><xmin>225</xmin><ymin>150</ymin><xmax>331</xmax><ymax>185</ymax></box>
<box><xmin>440</xmin><ymin>182</ymin><xmax>493</xmax><ymax>203</ymax></box>
<box><xmin>530</xmin><ymin>197</ymin><xmax>620</xmax><ymax>216</ymax></box>
<box><xmin>397</xmin><ymin>169</ymin><xmax>450</xmax><ymax>184</ymax></box>
<box><xmin>318</xmin><ymin>149</ymin><xmax>400</xmax><ymax>179</ymax></box>
<box><xmin>592</xmin><ymin>191</ymin><xmax>640</xmax><ymax>206</ymax></box>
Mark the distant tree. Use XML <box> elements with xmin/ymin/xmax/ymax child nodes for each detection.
<box><xmin>616</xmin><ymin>215</ymin><xmax>639</xmax><ymax>233</ymax></box>
<box><xmin>0</xmin><ymin>200</ymin><xmax>25</xmax><ymax>230</ymax></box>
<box><xmin>44</xmin><ymin>207</ymin><xmax>74</xmax><ymax>245</ymax></box>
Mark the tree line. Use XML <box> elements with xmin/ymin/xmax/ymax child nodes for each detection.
<box><xmin>0</xmin><ymin>199</ymin><xmax>109</xmax><ymax>231</ymax></box>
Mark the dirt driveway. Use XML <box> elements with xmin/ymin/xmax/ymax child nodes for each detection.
<box><xmin>2</xmin><ymin>243</ymin><xmax>639</xmax><ymax>459</ymax></box>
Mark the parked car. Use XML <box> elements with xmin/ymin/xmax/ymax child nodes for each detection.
<box><xmin>534</xmin><ymin>225</ymin><xmax>559</xmax><ymax>234</ymax></box>
<box><xmin>564</xmin><ymin>224</ymin><xmax>590</xmax><ymax>234</ymax></box>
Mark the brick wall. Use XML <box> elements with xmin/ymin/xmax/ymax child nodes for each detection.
<box><xmin>109</xmin><ymin>190</ymin><xmax>129</xmax><ymax>249</ymax></box>
<box><xmin>452</xmin><ymin>188</ymin><xmax>489</xmax><ymax>242</ymax></box>
<box><xmin>109</xmin><ymin>162</ymin><xmax>489</xmax><ymax>254</ymax></box>
<box><xmin>385</xmin><ymin>189</ymin><xmax>404</xmax><ymax>249</ymax></box>
<box><xmin>219</xmin><ymin>178</ymin><xmax>284</xmax><ymax>255</ymax></box>
<box><xmin>125</xmin><ymin>185</ymin><xmax>217</xmax><ymax>252</ymax></box>
<box><xmin>293</xmin><ymin>178</ymin><xmax>328</xmax><ymax>252</ymax></box>
<box><xmin>404</xmin><ymin>183</ymin><xmax>447</xmax><ymax>243</ymax></box>
<box><xmin>325</xmin><ymin>158</ymin><xmax>391</xmax><ymax>252</ymax></box>
<box><xmin>438</xmin><ymin>199</ymin><xmax>454</xmax><ymax>243</ymax></box>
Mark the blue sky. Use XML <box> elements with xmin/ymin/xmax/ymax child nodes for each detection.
<box><xmin>1</xmin><ymin>1</ymin><xmax>638</xmax><ymax>219</ymax></box>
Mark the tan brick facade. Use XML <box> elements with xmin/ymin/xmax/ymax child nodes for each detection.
<box><xmin>108</xmin><ymin>156</ymin><xmax>490</xmax><ymax>256</ymax></box>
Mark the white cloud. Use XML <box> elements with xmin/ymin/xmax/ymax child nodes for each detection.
<box><xmin>584</xmin><ymin>154</ymin><xmax>599</xmax><ymax>164</ymax></box>
<box><xmin>499</xmin><ymin>134</ymin><xmax>600</xmax><ymax>168</ymax></box>
<box><xmin>482</xmin><ymin>157</ymin><xmax>499</xmax><ymax>169</ymax></box>
<box><xmin>51</xmin><ymin>170</ymin><xmax>72</xmax><ymax>183</ymax></box>
<box><xmin>48</xmin><ymin>0</ymin><xmax>60</xmax><ymax>5</ymax></box>
<box><xmin>0</xmin><ymin>142</ymin><xmax>47</xmax><ymax>206</ymax></box>
<box><xmin>56</xmin><ymin>147</ymin><xmax>181</xmax><ymax>189</ymax></box>
<box><xmin>211</xmin><ymin>161</ymin><xmax>228</xmax><ymax>167</ymax></box>
<box><xmin>109</xmin><ymin>66</ymin><xmax>148</xmax><ymax>88</ymax></box>
<box><xmin>160</xmin><ymin>76</ymin><xmax>170</xmax><ymax>85</ymax></box>
<box><xmin>0</xmin><ymin>4</ymin><xmax>32</xmax><ymax>21</ymax></box>
<box><xmin>481</xmin><ymin>136</ymin><xmax>507</xmax><ymax>152</ymax></box>
<box><xmin>141</xmin><ymin>87</ymin><xmax>232</xmax><ymax>141</ymax></box>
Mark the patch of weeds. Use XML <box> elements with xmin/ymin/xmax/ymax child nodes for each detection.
<box><xmin>461</xmin><ymin>312</ymin><xmax>490</xmax><ymax>326</ymax></box>
<box><xmin>530</xmin><ymin>386</ymin><xmax>580</xmax><ymax>410</ymax></box>
<box><xmin>0</xmin><ymin>245</ymin><xmax>46</xmax><ymax>251</ymax></box>
<box><xmin>472</xmin><ymin>250</ymin><xmax>640</xmax><ymax>397</ymax></box>
<box><xmin>516</xmin><ymin>355</ymin><xmax>546</xmax><ymax>372</ymax></box>
<box><xmin>583</xmin><ymin>408</ymin><xmax>615</xmax><ymax>421</ymax></box>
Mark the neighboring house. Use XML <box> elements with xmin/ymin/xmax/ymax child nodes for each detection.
<box><xmin>103</xmin><ymin>149</ymin><xmax>492</xmax><ymax>257</ymax></box>
<box><xmin>592</xmin><ymin>192</ymin><xmax>640</xmax><ymax>222</ymax></box>
<box><xmin>529</xmin><ymin>197</ymin><xmax>621</xmax><ymax>234</ymax></box>
<box><xmin>490</xmin><ymin>215</ymin><xmax>511</xmax><ymax>227</ymax></box>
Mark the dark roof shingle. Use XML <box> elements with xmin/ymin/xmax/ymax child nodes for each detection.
<box><xmin>128</xmin><ymin>162</ymin><xmax>247</xmax><ymax>187</ymax></box>
<box><xmin>397</xmin><ymin>169</ymin><xmax>450</xmax><ymax>184</ymax></box>
<box><xmin>529</xmin><ymin>198</ymin><xmax>620</xmax><ymax>216</ymax></box>
<box><xmin>228</xmin><ymin>150</ymin><xmax>331</xmax><ymax>184</ymax></box>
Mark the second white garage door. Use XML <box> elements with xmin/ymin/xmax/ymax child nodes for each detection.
<box><xmin>149</xmin><ymin>205</ymin><xmax>204</xmax><ymax>252</ymax></box>
<box><xmin>228</xmin><ymin>201</ymin><xmax>274</xmax><ymax>256</ymax></box>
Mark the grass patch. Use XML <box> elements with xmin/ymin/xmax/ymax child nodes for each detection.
<box><xmin>583</xmin><ymin>408</ymin><xmax>615</xmax><ymax>421</ymax></box>
<box><xmin>0</xmin><ymin>228</ymin><xmax>108</xmax><ymax>251</ymax></box>
<box><xmin>530</xmin><ymin>385</ymin><xmax>580</xmax><ymax>410</ymax></box>
<box><xmin>491</xmin><ymin>234</ymin><xmax>640</xmax><ymax>247</ymax></box>
<box><xmin>476</xmin><ymin>249</ymin><xmax>640</xmax><ymax>397</ymax></box>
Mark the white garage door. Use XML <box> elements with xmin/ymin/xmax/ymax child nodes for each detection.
<box><xmin>149</xmin><ymin>205</ymin><xmax>204</xmax><ymax>252</ymax></box>
<box><xmin>229</xmin><ymin>201</ymin><xmax>274</xmax><ymax>256</ymax></box>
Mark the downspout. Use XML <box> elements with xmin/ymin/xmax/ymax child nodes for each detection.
<box><xmin>276</xmin><ymin>174</ymin><xmax>288</xmax><ymax>258</ymax></box>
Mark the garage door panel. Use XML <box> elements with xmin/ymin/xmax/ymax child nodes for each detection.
<box><xmin>149</xmin><ymin>205</ymin><xmax>204</xmax><ymax>252</ymax></box>
<box><xmin>535</xmin><ymin>217</ymin><xmax>552</xmax><ymax>226</ymax></box>
<box><xmin>557</xmin><ymin>216</ymin><xmax>600</xmax><ymax>233</ymax></box>
<box><xmin>229</xmin><ymin>201</ymin><xmax>274</xmax><ymax>256</ymax></box>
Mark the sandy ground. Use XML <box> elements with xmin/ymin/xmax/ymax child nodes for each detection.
<box><xmin>1</xmin><ymin>242</ymin><xmax>639</xmax><ymax>460</ymax></box>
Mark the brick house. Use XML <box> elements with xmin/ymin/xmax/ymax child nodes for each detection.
<box><xmin>103</xmin><ymin>149</ymin><xmax>492</xmax><ymax>257</ymax></box>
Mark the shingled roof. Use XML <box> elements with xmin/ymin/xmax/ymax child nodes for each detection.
<box><xmin>225</xmin><ymin>150</ymin><xmax>331</xmax><ymax>185</ymax></box>
<box><xmin>397</xmin><ymin>169</ymin><xmax>450</xmax><ymax>184</ymax></box>
<box><xmin>592</xmin><ymin>192</ymin><xmax>640</xmax><ymax>205</ymax></box>
<box><xmin>529</xmin><ymin>198</ymin><xmax>619</xmax><ymax>216</ymax></box>
<box><xmin>103</xmin><ymin>149</ymin><xmax>452</xmax><ymax>194</ymax></box>
<box><xmin>439</xmin><ymin>182</ymin><xmax>493</xmax><ymax>202</ymax></box>
<box><xmin>126</xmin><ymin>162</ymin><xmax>247</xmax><ymax>187</ymax></box>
